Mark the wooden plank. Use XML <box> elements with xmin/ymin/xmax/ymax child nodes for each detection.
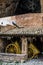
<box><xmin>40</xmin><ymin>0</ymin><xmax>43</xmax><ymax>12</ymax></box>
<box><xmin>0</xmin><ymin>13</ymin><xmax>43</xmax><ymax>35</ymax></box>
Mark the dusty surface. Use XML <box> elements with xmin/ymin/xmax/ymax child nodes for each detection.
<box><xmin>0</xmin><ymin>13</ymin><xmax>43</xmax><ymax>34</ymax></box>
<box><xmin>0</xmin><ymin>59</ymin><xmax>43</xmax><ymax>65</ymax></box>
<box><xmin>0</xmin><ymin>13</ymin><xmax>42</xmax><ymax>34</ymax></box>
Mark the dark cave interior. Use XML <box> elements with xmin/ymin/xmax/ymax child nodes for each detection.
<box><xmin>15</xmin><ymin>0</ymin><xmax>41</xmax><ymax>15</ymax></box>
<box><xmin>0</xmin><ymin>0</ymin><xmax>41</xmax><ymax>17</ymax></box>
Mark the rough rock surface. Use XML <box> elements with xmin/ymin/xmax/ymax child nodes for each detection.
<box><xmin>0</xmin><ymin>0</ymin><xmax>41</xmax><ymax>17</ymax></box>
<box><xmin>0</xmin><ymin>0</ymin><xmax>19</xmax><ymax>17</ymax></box>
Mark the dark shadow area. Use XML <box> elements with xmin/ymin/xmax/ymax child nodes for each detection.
<box><xmin>15</xmin><ymin>0</ymin><xmax>41</xmax><ymax>15</ymax></box>
<box><xmin>0</xmin><ymin>0</ymin><xmax>41</xmax><ymax>17</ymax></box>
<box><xmin>27</xmin><ymin>36</ymin><xmax>43</xmax><ymax>60</ymax></box>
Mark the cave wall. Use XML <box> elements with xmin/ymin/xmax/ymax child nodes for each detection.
<box><xmin>0</xmin><ymin>0</ymin><xmax>19</xmax><ymax>17</ymax></box>
<box><xmin>0</xmin><ymin>0</ymin><xmax>42</xmax><ymax>17</ymax></box>
<box><xmin>15</xmin><ymin>0</ymin><xmax>41</xmax><ymax>14</ymax></box>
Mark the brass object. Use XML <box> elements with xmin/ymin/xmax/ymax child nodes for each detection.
<box><xmin>28</xmin><ymin>43</ymin><xmax>40</xmax><ymax>59</ymax></box>
<box><xmin>5</xmin><ymin>41</ymin><xmax>21</xmax><ymax>54</ymax></box>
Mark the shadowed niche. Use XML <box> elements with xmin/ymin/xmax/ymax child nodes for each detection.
<box><xmin>15</xmin><ymin>0</ymin><xmax>41</xmax><ymax>14</ymax></box>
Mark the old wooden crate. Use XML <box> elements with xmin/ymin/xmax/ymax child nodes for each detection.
<box><xmin>0</xmin><ymin>13</ymin><xmax>43</xmax><ymax>62</ymax></box>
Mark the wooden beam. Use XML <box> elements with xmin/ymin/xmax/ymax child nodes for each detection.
<box><xmin>40</xmin><ymin>0</ymin><xmax>43</xmax><ymax>12</ymax></box>
<box><xmin>0</xmin><ymin>13</ymin><xmax>43</xmax><ymax>35</ymax></box>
